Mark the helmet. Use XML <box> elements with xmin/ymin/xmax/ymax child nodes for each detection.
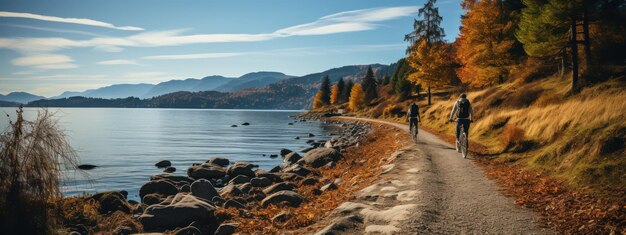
<box><xmin>460</xmin><ymin>93</ymin><xmax>467</xmax><ymax>99</ymax></box>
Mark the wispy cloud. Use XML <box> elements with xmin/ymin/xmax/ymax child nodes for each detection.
<box><xmin>11</xmin><ymin>54</ymin><xmax>78</xmax><ymax>70</ymax></box>
<box><xmin>97</xmin><ymin>59</ymin><xmax>141</xmax><ymax>65</ymax></box>
<box><xmin>0</xmin><ymin>11</ymin><xmax>144</xmax><ymax>31</ymax></box>
<box><xmin>143</xmin><ymin>52</ymin><xmax>243</xmax><ymax>60</ymax></box>
<box><xmin>0</xmin><ymin>6</ymin><xmax>418</xmax><ymax>53</ymax></box>
<box><xmin>2</xmin><ymin>23</ymin><xmax>107</xmax><ymax>37</ymax></box>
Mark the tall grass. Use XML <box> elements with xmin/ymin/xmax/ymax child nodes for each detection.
<box><xmin>0</xmin><ymin>107</ymin><xmax>79</xmax><ymax>234</ymax></box>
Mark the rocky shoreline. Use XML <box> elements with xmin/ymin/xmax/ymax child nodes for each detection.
<box><xmin>66</xmin><ymin>117</ymin><xmax>372</xmax><ymax>235</ymax></box>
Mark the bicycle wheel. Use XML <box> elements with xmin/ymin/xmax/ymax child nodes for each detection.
<box><xmin>411</xmin><ymin>125</ymin><xmax>418</xmax><ymax>143</ymax></box>
<box><xmin>460</xmin><ymin>132</ymin><xmax>468</xmax><ymax>158</ymax></box>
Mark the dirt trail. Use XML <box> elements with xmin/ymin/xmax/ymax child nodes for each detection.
<box><xmin>312</xmin><ymin>117</ymin><xmax>553</xmax><ymax>234</ymax></box>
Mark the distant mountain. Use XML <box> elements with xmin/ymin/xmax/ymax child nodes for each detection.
<box><xmin>51</xmin><ymin>72</ymin><xmax>292</xmax><ymax>99</ymax></box>
<box><xmin>0</xmin><ymin>92</ymin><xmax>46</xmax><ymax>104</ymax></box>
<box><xmin>0</xmin><ymin>100</ymin><xmax>20</xmax><ymax>107</ymax></box>
<box><xmin>26</xmin><ymin>64</ymin><xmax>393</xmax><ymax>109</ymax></box>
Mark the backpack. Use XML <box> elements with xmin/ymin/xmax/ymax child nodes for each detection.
<box><xmin>457</xmin><ymin>99</ymin><xmax>470</xmax><ymax>118</ymax></box>
<box><xmin>409</xmin><ymin>104</ymin><xmax>419</xmax><ymax>118</ymax></box>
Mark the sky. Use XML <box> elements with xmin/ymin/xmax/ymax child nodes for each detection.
<box><xmin>0</xmin><ymin>0</ymin><xmax>463</xmax><ymax>97</ymax></box>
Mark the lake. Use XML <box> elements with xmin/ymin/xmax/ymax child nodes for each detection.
<box><xmin>0</xmin><ymin>108</ymin><xmax>337</xmax><ymax>201</ymax></box>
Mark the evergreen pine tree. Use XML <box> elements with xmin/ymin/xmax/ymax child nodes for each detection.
<box><xmin>337</xmin><ymin>77</ymin><xmax>345</xmax><ymax>102</ymax></box>
<box><xmin>404</xmin><ymin>0</ymin><xmax>445</xmax><ymax>53</ymax></box>
<box><xmin>319</xmin><ymin>75</ymin><xmax>331</xmax><ymax>105</ymax></box>
<box><xmin>341</xmin><ymin>80</ymin><xmax>354</xmax><ymax>103</ymax></box>
<box><xmin>361</xmin><ymin>66</ymin><xmax>378</xmax><ymax>103</ymax></box>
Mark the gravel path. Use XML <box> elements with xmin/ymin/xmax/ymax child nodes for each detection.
<box><xmin>313</xmin><ymin>117</ymin><xmax>553</xmax><ymax>234</ymax></box>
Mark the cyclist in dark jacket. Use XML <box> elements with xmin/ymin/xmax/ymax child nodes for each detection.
<box><xmin>449</xmin><ymin>93</ymin><xmax>473</xmax><ymax>150</ymax></box>
<box><xmin>407</xmin><ymin>102</ymin><xmax>420</xmax><ymax>131</ymax></box>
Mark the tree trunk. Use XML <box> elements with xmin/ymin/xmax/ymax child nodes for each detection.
<box><xmin>428</xmin><ymin>86</ymin><xmax>431</xmax><ymax>105</ymax></box>
<box><xmin>582</xmin><ymin>0</ymin><xmax>592</xmax><ymax>79</ymax></box>
<box><xmin>571</xmin><ymin>18</ymin><xmax>580</xmax><ymax>93</ymax></box>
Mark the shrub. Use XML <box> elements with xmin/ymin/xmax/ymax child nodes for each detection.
<box><xmin>381</xmin><ymin>104</ymin><xmax>403</xmax><ymax>119</ymax></box>
<box><xmin>0</xmin><ymin>107</ymin><xmax>80</xmax><ymax>234</ymax></box>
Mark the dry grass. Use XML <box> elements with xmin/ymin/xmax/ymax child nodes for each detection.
<box><xmin>0</xmin><ymin>107</ymin><xmax>81</xmax><ymax>234</ymax></box>
<box><xmin>220</xmin><ymin>123</ymin><xmax>410</xmax><ymax>234</ymax></box>
<box><xmin>419</xmin><ymin>76</ymin><xmax>626</xmax><ymax>197</ymax></box>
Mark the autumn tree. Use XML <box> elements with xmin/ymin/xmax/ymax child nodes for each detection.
<box><xmin>341</xmin><ymin>80</ymin><xmax>354</xmax><ymax>104</ymax></box>
<box><xmin>349</xmin><ymin>83</ymin><xmax>366</xmax><ymax>111</ymax></box>
<box><xmin>330</xmin><ymin>84</ymin><xmax>340</xmax><ymax>105</ymax></box>
<box><xmin>407</xmin><ymin>40</ymin><xmax>457</xmax><ymax>105</ymax></box>
<box><xmin>361</xmin><ymin>66</ymin><xmax>378</xmax><ymax>103</ymax></box>
<box><xmin>456</xmin><ymin>0</ymin><xmax>518</xmax><ymax>87</ymax></box>
<box><xmin>312</xmin><ymin>91</ymin><xmax>324</xmax><ymax>109</ymax></box>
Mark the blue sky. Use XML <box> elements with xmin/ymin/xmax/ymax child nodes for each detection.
<box><xmin>0</xmin><ymin>0</ymin><xmax>463</xmax><ymax>96</ymax></box>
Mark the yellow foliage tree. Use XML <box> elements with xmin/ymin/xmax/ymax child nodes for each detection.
<box><xmin>312</xmin><ymin>91</ymin><xmax>325</xmax><ymax>109</ymax></box>
<box><xmin>406</xmin><ymin>39</ymin><xmax>456</xmax><ymax>105</ymax></box>
<box><xmin>330</xmin><ymin>84</ymin><xmax>340</xmax><ymax>105</ymax></box>
<box><xmin>456</xmin><ymin>0</ymin><xmax>516</xmax><ymax>87</ymax></box>
<box><xmin>349</xmin><ymin>83</ymin><xmax>366</xmax><ymax>111</ymax></box>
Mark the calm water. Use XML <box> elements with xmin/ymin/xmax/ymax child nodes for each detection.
<box><xmin>0</xmin><ymin>108</ymin><xmax>336</xmax><ymax>201</ymax></box>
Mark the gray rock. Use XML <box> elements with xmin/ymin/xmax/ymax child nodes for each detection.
<box><xmin>139</xmin><ymin>179</ymin><xmax>178</xmax><ymax>200</ymax></box>
<box><xmin>139</xmin><ymin>194</ymin><xmax>217</xmax><ymax>231</ymax></box>
<box><xmin>297</xmin><ymin>148</ymin><xmax>341</xmax><ymax>168</ymax></box>
<box><xmin>112</xmin><ymin>225</ymin><xmax>137</xmax><ymax>235</ymax></box>
<box><xmin>220</xmin><ymin>183</ymin><xmax>242</xmax><ymax>197</ymax></box>
<box><xmin>187</xmin><ymin>165</ymin><xmax>227</xmax><ymax>180</ymax></box>
<box><xmin>227</xmin><ymin>162</ymin><xmax>257</xmax><ymax>178</ymax></box>
<box><xmin>283</xmin><ymin>152</ymin><xmax>302</xmax><ymax>164</ymax></box>
<box><xmin>77</xmin><ymin>164</ymin><xmax>97</xmax><ymax>170</ymax></box>
<box><xmin>282</xmin><ymin>164</ymin><xmax>312</xmax><ymax>176</ymax></box>
<box><xmin>229</xmin><ymin>175</ymin><xmax>250</xmax><ymax>184</ymax></box>
<box><xmin>320</xmin><ymin>182</ymin><xmax>338</xmax><ymax>192</ymax></box>
<box><xmin>164</xmin><ymin>166</ymin><xmax>176</xmax><ymax>173</ymax></box>
<box><xmin>142</xmin><ymin>193</ymin><xmax>162</xmax><ymax>205</ymax></box>
<box><xmin>214</xmin><ymin>223</ymin><xmax>238</xmax><ymax>235</ymax></box>
<box><xmin>250</xmin><ymin>177</ymin><xmax>272</xmax><ymax>187</ymax></box>
<box><xmin>301</xmin><ymin>177</ymin><xmax>319</xmax><ymax>186</ymax></box>
<box><xmin>314</xmin><ymin>215</ymin><xmax>364</xmax><ymax>235</ymax></box>
<box><xmin>223</xmin><ymin>199</ymin><xmax>245</xmax><ymax>209</ymax></box>
<box><xmin>269</xmin><ymin>165</ymin><xmax>282</xmax><ymax>173</ymax></box>
<box><xmin>256</xmin><ymin>172</ymin><xmax>283</xmax><ymax>182</ymax></box>
<box><xmin>272</xmin><ymin>212</ymin><xmax>291</xmax><ymax>223</ymax></box>
<box><xmin>155</xmin><ymin>160</ymin><xmax>171</xmax><ymax>168</ymax></box>
<box><xmin>262</xmin><ymin>182</ymin><xmax>297</xmax><ymax>195</ymax></box>
<box><xmin>261</xmin><ymin>190</ymin><xmax>303</xmax><ymax>207</ymax></box>
<box><xmin>241</xmin><ymin>122</ymin><xmax>250</xmax><ymax>126</ymax></box>
<box><xmin>279</xmin><ymin>148</ymin><xmax>293</xmax><ymax>157</ymax></box>
<box><xmin>208</xmin><ymin>157</ymin><xmax>230</xmax><ymax>167</ymax></box>
<box><xmin>190</xmin><ymin>179</ymin><xmax>220</xmax><ymax>201</ymax></box>
<box><xmin>238</xmin><ymin>183</ymin><xmax>253</xmax><ymax>194</ymax></box>
<box><xmin>180</xmin><ymin>184</ymin><xmax>191</xmax><ymax>193</ymax></box>
<box><xmin>91</xmin><ymin>191</ymin><xmax>130</xmax><ymax>214</ymax></box>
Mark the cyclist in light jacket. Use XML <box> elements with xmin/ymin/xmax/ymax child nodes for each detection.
<box><xmin>449</xmin><ymin>93</ymin><xmax>473</xmax><ymax>151</ymax></box>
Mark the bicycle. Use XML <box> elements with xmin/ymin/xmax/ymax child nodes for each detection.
<box><xmin>451</xmin><ymin>118</ymin><xmax>471</xmax><ymax>158</ymax></box>
<box><xmin>409</xmin><ymin>117</ymin><xmax>419</xmax><ymax>143</ymax></box>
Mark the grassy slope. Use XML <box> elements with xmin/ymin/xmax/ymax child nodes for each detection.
<box><xmin>350</xmin><ymin>75</ymin><xmax>625</xmax><ymax>198</ymax></box>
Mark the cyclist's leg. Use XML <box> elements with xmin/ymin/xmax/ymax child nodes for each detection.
<box><xmin>463</xmin><ymin>119</ymin><xmax>470</xmax><ymax>149</ymax></box>
<box><xmin>455</xmin><ymin>120</ymin><xmax>461</xmax><ymax>150</ymax></box>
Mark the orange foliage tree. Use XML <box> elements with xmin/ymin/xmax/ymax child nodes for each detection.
<box><xmin>348</xmin><ymin>83</ymin><xmax>366</xmax><ymax>111</ymax></box>
<box><xmin>456</xmin><ymin>0</ymin><xmax>517</xmax><ymax>87</ymax></box>
<box><xmin>312</xmin><ymin>91</ymin><xmax>324</xmax><ymax>109</ymax></box>
<box><xmin>330</xmin><ymin>84</ymin><xmax>340</xmax><ymax>105</ymax></box>
<box><xmin>406</xmin><ymin>39</ymin><xmax>456</xmax><ymax>105</ymax></box>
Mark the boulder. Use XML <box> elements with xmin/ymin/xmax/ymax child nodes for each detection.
<box><xmin>238</xmin><ymin>183</ymin><xmax>253</xmax><ymax>194</ymax></box>
<box><xmin>261</xmin><ymin>190</ymin><xmax>303</xmax><ymax>207</ymax></box>
<box><xmin>250</xmin><ymin>177</ymin><xmax>272</xmax><ymax>187</ymax></box>
<box><xmin>164</xmin><ymin>166</ymin><xmax>176</xmax><ymax>173</ymax></box>
<box><xmin>262</xmin><ymin>182</ymin><xmax>297</xmax><ymax>195</ymax></box>
<box><xmin>229</xmin><ymin>175</ymin><xmax>250</xmax><ymax>185</ymax></box>
<box><xmin>320</xmin><ymin>182</ymin><xmax>338</xmax><ymax>192</ymax></box>
<box><xmin>256</xmin><ymin>173</ymin><xmax>283</xmax><ymax>183</ymax></box>
<box><xmin>272</xmin><ymin>212</ymin><xmax>291</xmax><ymax>223</ymax></box>
<box><xmin>174</xmin><ymin>226</ymin><xmax>202</xmax><ymax>235</ymax></box>
<box><xmin>314</xmin><ymin>215</ymin><xmax>363</xmax><ymax>235</ymax></box>
<box><xmin>180</xmin><ymin>184</ymin><xmax>191</xmax><ymax>192</ymax></box>
<box><xmin>226</xmin><ymin>162</ymin><xmax>257</xmax><ymax>178</ymax></box>
<box><xmin>142</xmin><ymin>193</ymin><xmax>163</xmax><ymax>205</ymax></box>
<box><xmin>279</xmin><ymin>148</ymin><xmax>293</xmax><ymax>157</ymax></box>
<box><xmin>223</xmin><ymin>199</ymin><xmax>245</xmax><ymax>209</ymax></box>
<box><xmin>191</xmin><ymin>179</ymin><xmax>220</xmax><ymax>202</ymax></box>
<box><xmin>308</xmin><ymin>133</ymin><xmax>315</xmax><ymax>137</ymax></box>
<box><xmin>139</xmin><ymin>180</ymin><xmax>178</xmax><ymax>200</ymax></box>
<box><xmin>269</xmin><ymin>165</ymin><xmax>282</xmax><ymax>173</ymax></box>
<box><xmin>155</xmin><ymin>160</ymin><xmax>171</xmax><ymax>168</ymax></box>
<box><xmin>283</xmin><ymin>152</ymin><xmax>302</xmax><ymax>164</ymax></box>
<box><xmin>282</xmin><ymin>164</ymin><xmax>312</xmax><ymax>176</ymax></box>
<box><xmin>187</xmin><ymin>165</ymin><xmax>227</xmax><ymax>180</ymax></box>
<box><xmin>269</xmin><ymin>154</ymin><xmax>278</xmax><ymax>158</ymax></box>
<box><xmin>77</xmin><ymin>164</ymin><xmax>97</xmax><ymax>170</ymax></box>
<box><xmin>208</xmin><ymin>157</ymin><xmax>230</xmax><ymax>167</ymax></box>
<box><xmin>150</xmin><ymin>174</ymin><xmax>194</xmax><ymax>184</ymax></box>
<box><xmin>301</xmin><ymin>147</ymin><xmax>315</xmax><ymax>153</ymax></box>
<box><xmin>300</xmin><ymin>177</ymin><xmax>319</xmax><ymax>186</ymax></box>
<box><xmin>220</xmin><ymin>183</ymin><xmax>242</xmax><ymax>197</ymax></box>
<box><xmin>241</xmin><ymin>122</ymin><xmax>250</xmax><ymax>126</ymax></box>
<box><xmin>214</xmin><ymin>223</ymin><xmax>238</xmax><ymax>235</ymax></box>
<box><xmin>231</xmin><ymin>125</ymin><xmax>237</xmax><ymax>127</ymax></box>
<box><xmin>139</xmin><ymin>194</ymin><xmax>217</xmax><ymax>231</ymax></box>
<box><xmin>297</xmin><ymin>148</ymin><xmax>341</xmax><ymax>168</ymax></box>
<box><xmin>277</xmin><ymin>172</ymin><xmax>302</xmax><ymax>182</ymax></box>
<box><xmin>91</xmin><ymin>191</ymin><xmax>130</xmax><ymax>214</ymax></box>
